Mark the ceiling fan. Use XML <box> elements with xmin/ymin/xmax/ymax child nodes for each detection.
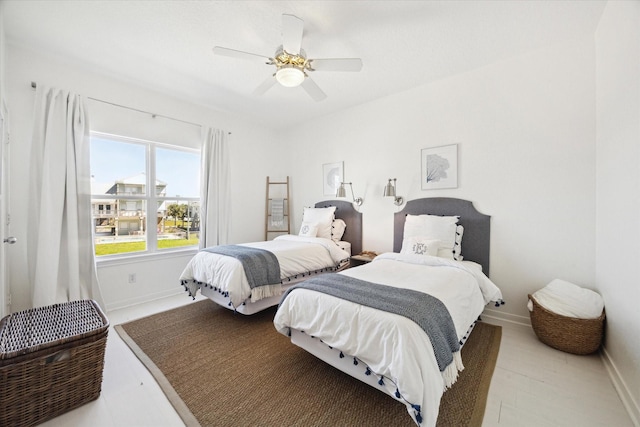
<box><xmin>213</xmin><ymin>13</ymin><xmax>363</xmax><ymax>102</ymax></box>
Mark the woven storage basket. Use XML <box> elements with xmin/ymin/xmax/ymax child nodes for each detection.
<box><xmin>528</xmin><ymin>294</ymin><xmax>604</xmax><ymax>355</ymax></box>
<box><xmin>0</xmin><ymin>299</ymin><xmax>109</xmax><ymax>427</ymax></box>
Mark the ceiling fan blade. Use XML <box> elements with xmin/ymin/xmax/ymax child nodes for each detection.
<box><xmin>213</xmin><ymin>46</ymin><xmax>271</xmax><ymax>64</ymax></box>
<box><xmin>309</xmin><ymin>58</ymin><xmax>363</xmax><ymax>72</ymax></box>
<box><xmin>282</xmin><ymin>14</ymin><xmax>304</xmax><ymax>55</ymax></box>
<box><xmin>301</xmin><ymin>77</ymin><xmax>327</xmax><ymax>102</ymax></box>
<box><xmin>252</xmin><ymin>76</ymin><xmax>277</xmax><ymax>96</ymax></box>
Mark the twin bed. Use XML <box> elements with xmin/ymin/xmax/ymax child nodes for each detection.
<box><xmin>179</xmin><ymin>197</ymin><xmax>502</xmax><ymax>426</ymax></box>
<box><xmin>180</xmin><ymin>200</ymin><xmax>362</xmax><ymax>314</ymax></box>
<box><xmin>274</xmin><ymin>198</ymin><xmax>503</xmax><ymax>426</ymax></box>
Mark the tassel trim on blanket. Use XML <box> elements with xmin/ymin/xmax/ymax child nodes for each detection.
<box><xmin>181</xmin><ymin>279</ymin><xmax>282</xmax><ymax>307</ymax></box>
<box><xmin>301</xmin><ymin>332</ymin><xmax>466</xmax><ymax>425</ymax></box>
<box><xmin>182</xmin><ymin>279</ymin><xmax>201</xmax><ymax>299</ymax></box>
<box><xmin>179</xmin><ymin>279</ymin><xmax>290</xmax><ymax>314</ymax></box>
<box><xmin>180</xmin><ymin>267</ymin><xmax>337</xmax><ymax>305</ymax></box>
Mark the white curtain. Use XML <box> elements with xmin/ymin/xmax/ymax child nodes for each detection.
<box><xmin>27</xmin><ymin>86</ymin><xmax>103</xmax><ymax>308</ymax></box>
<box><xmin>199</xmin><ymin>127</ymin><xmax>230</xmax><ymax>248</ymax></box>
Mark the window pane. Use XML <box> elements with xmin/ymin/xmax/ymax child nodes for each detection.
<box><xmin>156</xmin><ymin>148</ymin><xmax>200</xmax><ymax>197</ymax></box>
<box><xmin>159</xmin><ymin>200</ymin><xmax>199</xmax><ymax>249</ymax></box>
<box><xmin>93</xmin><ymin>199</ymin><xmax>147</xmax><ymax>256</ymax></box>
<box><xmin>90</xmin><ymin>133</ymin><xmax>200</xmax><ymax>257</ymax></box>
<box><xmin>91</xmin><ymin>137</ymin><xmax>146</xmax><ymax>196</ymax></box>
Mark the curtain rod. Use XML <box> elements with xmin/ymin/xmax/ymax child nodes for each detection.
<box><xmin>30</xmin><ymin>81</ymin><xmax>231</xmax><ymax>134</ymax></box>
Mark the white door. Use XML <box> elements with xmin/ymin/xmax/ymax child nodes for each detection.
<box><xmin>0</xmin><ymin>101</ymin><xmax>10</xmax><ymax>317</ymax></box>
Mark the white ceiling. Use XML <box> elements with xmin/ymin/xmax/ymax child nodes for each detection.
<box><xmin>3</xmin><ymin>0</ymin><xmax>606</xmax><ymax>130</ymax></box>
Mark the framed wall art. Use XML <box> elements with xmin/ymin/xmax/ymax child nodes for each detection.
<box><xmin>322</xmin><ymin>161</ymin><xmax>343</xmax><ymax>196</ymax></box>
<box><xmin>421</xmin><ymin>144</ymin><xmax>458</xmax><ymax>190</ymax></box>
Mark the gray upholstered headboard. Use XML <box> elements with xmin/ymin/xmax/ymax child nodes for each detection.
<box><xmin>315</xmin><ymin>200</ymin><xmax>363</xmax><ymax>256</ymax></box>
<box><xmin>393</xmin><ymin>198</ymin><xmax>491</xmax><ymax>276</ymax></box>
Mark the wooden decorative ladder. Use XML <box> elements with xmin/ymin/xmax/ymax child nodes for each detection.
<box><xmin>265</xmin><ymin>176</ymin><xmax>291</xmax><ymax>240</ymax></box>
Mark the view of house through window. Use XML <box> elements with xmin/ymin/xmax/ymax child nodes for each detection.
<box><xmin>90</xmin><ymin>133</ymin><xmax>200</xmax><ymax>257</ymax></box>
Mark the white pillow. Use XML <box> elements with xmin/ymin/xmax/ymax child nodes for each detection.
<box><xmin>302</xmin><ymin>206</ymin><xmax>336</xmax><ymax>239</ymax></box>
<box><xmin>298</xmin><ymin>221</ymin><xmax>318</xmax><ymax>238</ymax></box>
<box><xmin>404</xmin><ymin>214</ymin><xmax>459</xmax><ymax>251</ymax></box>
<box><xmin>454</xmin><ymin>224</ymin><xmax>463</xmax><ymax>260</ymax></box>
<box><xmin>331</xmin><ymin>218</ymin><xmax>347</xmax><ymax>242</ymax></box>
<box><xmin>437</xmin><ymin>224</ymin><xmax>464</xmax><ymax>260</ymax></box>
<box><xmin>400</xmin><ymin>237</ymin><xmax>440</xmax><ymax>256</ymax></box>
<box><xmin>403</xmin><ymin>214</ymin><xmax>427</xmax><ymax>239</ymax></box>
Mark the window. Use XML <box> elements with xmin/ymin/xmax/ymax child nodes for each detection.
<box><xmin>90</xmin><ymin>133</ymin><xmax>200</xmax><ymax>257</ymax></box>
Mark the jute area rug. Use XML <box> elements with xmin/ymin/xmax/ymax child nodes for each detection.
<box><xmin>115</xmin><ymin>299</ymin><xmax>502</xmax><ymax>427</ymax></box>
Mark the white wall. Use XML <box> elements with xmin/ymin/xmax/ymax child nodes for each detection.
<box><xmin>6</xmin><ymin>43</ymin><xmax>284</xmax><ymax>312</ymax></box>
<box><xmin>595</xmin><ymin>1</ymin><xmax>640</xmax><ymax>423</ymax></box>
<box><xmin>285</xmin><ymin>37</ymin><xmax>597</xmax><ymax>325</ymax></box>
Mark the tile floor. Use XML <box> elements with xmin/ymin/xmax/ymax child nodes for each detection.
<box><xmin>36</xmin><ymin>294</ymin><xmax>634</xmax><ymax>427</ymax></box>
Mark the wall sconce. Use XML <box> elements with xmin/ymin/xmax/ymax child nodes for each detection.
<box><xmin>336</xmin><ymin>182</ymin><xmax>363</xmax><ymax>206</ymax></box>
<box><xmin>383</xmin><ymin>178</ymin><xmax>403</xmax><ymax>206</ymax></box>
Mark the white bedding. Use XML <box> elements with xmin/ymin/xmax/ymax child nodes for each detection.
<box><xmin>273</xmin><ymin>252</ymin><xmax>502</xmax><ymax>427</ymax></box>
<box><xmin>180</xmin><ymin>235</ymin><xmax>350</xmax><ymax>309</ymax></box>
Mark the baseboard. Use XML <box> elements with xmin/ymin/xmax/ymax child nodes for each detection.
<box><xmin>105</xmin><ymin>289</ymin><xmax>185</xmax><ymax>312</ymax></box>
<box><xmin>601</xmin><ymin>347</ymin><xmax>640</xmax><ymax>427</ymax></box>
<box><xmin>481</xmin><ymin>307</ymin><xmax>531</xmax><ymax>327</ymax></box>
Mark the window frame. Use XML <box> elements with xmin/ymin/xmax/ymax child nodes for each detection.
<box><xmin>90</xmin><ymin>131</ymin><xmax>201</xmax><ymax>262</ymax></box>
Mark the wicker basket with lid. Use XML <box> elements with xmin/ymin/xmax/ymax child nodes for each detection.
<box><xmin>0</xmin><ymin>299</ymin><xmax>109</xmax><ymax>427</ymax></box>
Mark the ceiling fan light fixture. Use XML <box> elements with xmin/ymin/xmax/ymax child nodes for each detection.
<box><xmin>213</xmin><ymin>15</ymin><xmax>361</xmax><ymax>101</ymax></box>
<box><xmin>276</xmin><ymin>66</ymin><xmax>305</xmax><ymax>87</ymax></box>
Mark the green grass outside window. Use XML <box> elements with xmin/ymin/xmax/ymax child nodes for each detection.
<box><xmin>96</xmin><ymin>237</ymin><xmax>199</xmax><ymax>256</ymax></box>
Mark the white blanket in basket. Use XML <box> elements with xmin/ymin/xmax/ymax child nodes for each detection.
<box><xmin>528</xmin><ymin>279</ymin><xmax>603</xmax><ymax>319</ymax></box>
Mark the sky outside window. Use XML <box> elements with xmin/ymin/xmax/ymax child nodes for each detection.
<box><xmin>156</xmin><ymin>147</ymin><xmax>199</xmax><ymax>197</ymax></box>
<box><xmin>90</xmin><ymin>137</ymin><xmax>199</xmax><ymax>196</ymax></box>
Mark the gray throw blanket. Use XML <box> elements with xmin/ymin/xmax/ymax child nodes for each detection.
<box><xmin>281</xmin><ymin>273</ymin><xmax>460</xmax><ymax>373</ymax></box>
<box><xmin>203</xmin><ymin>245</ymin><xmax>281</xmax><ymax>289</ymax></box>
